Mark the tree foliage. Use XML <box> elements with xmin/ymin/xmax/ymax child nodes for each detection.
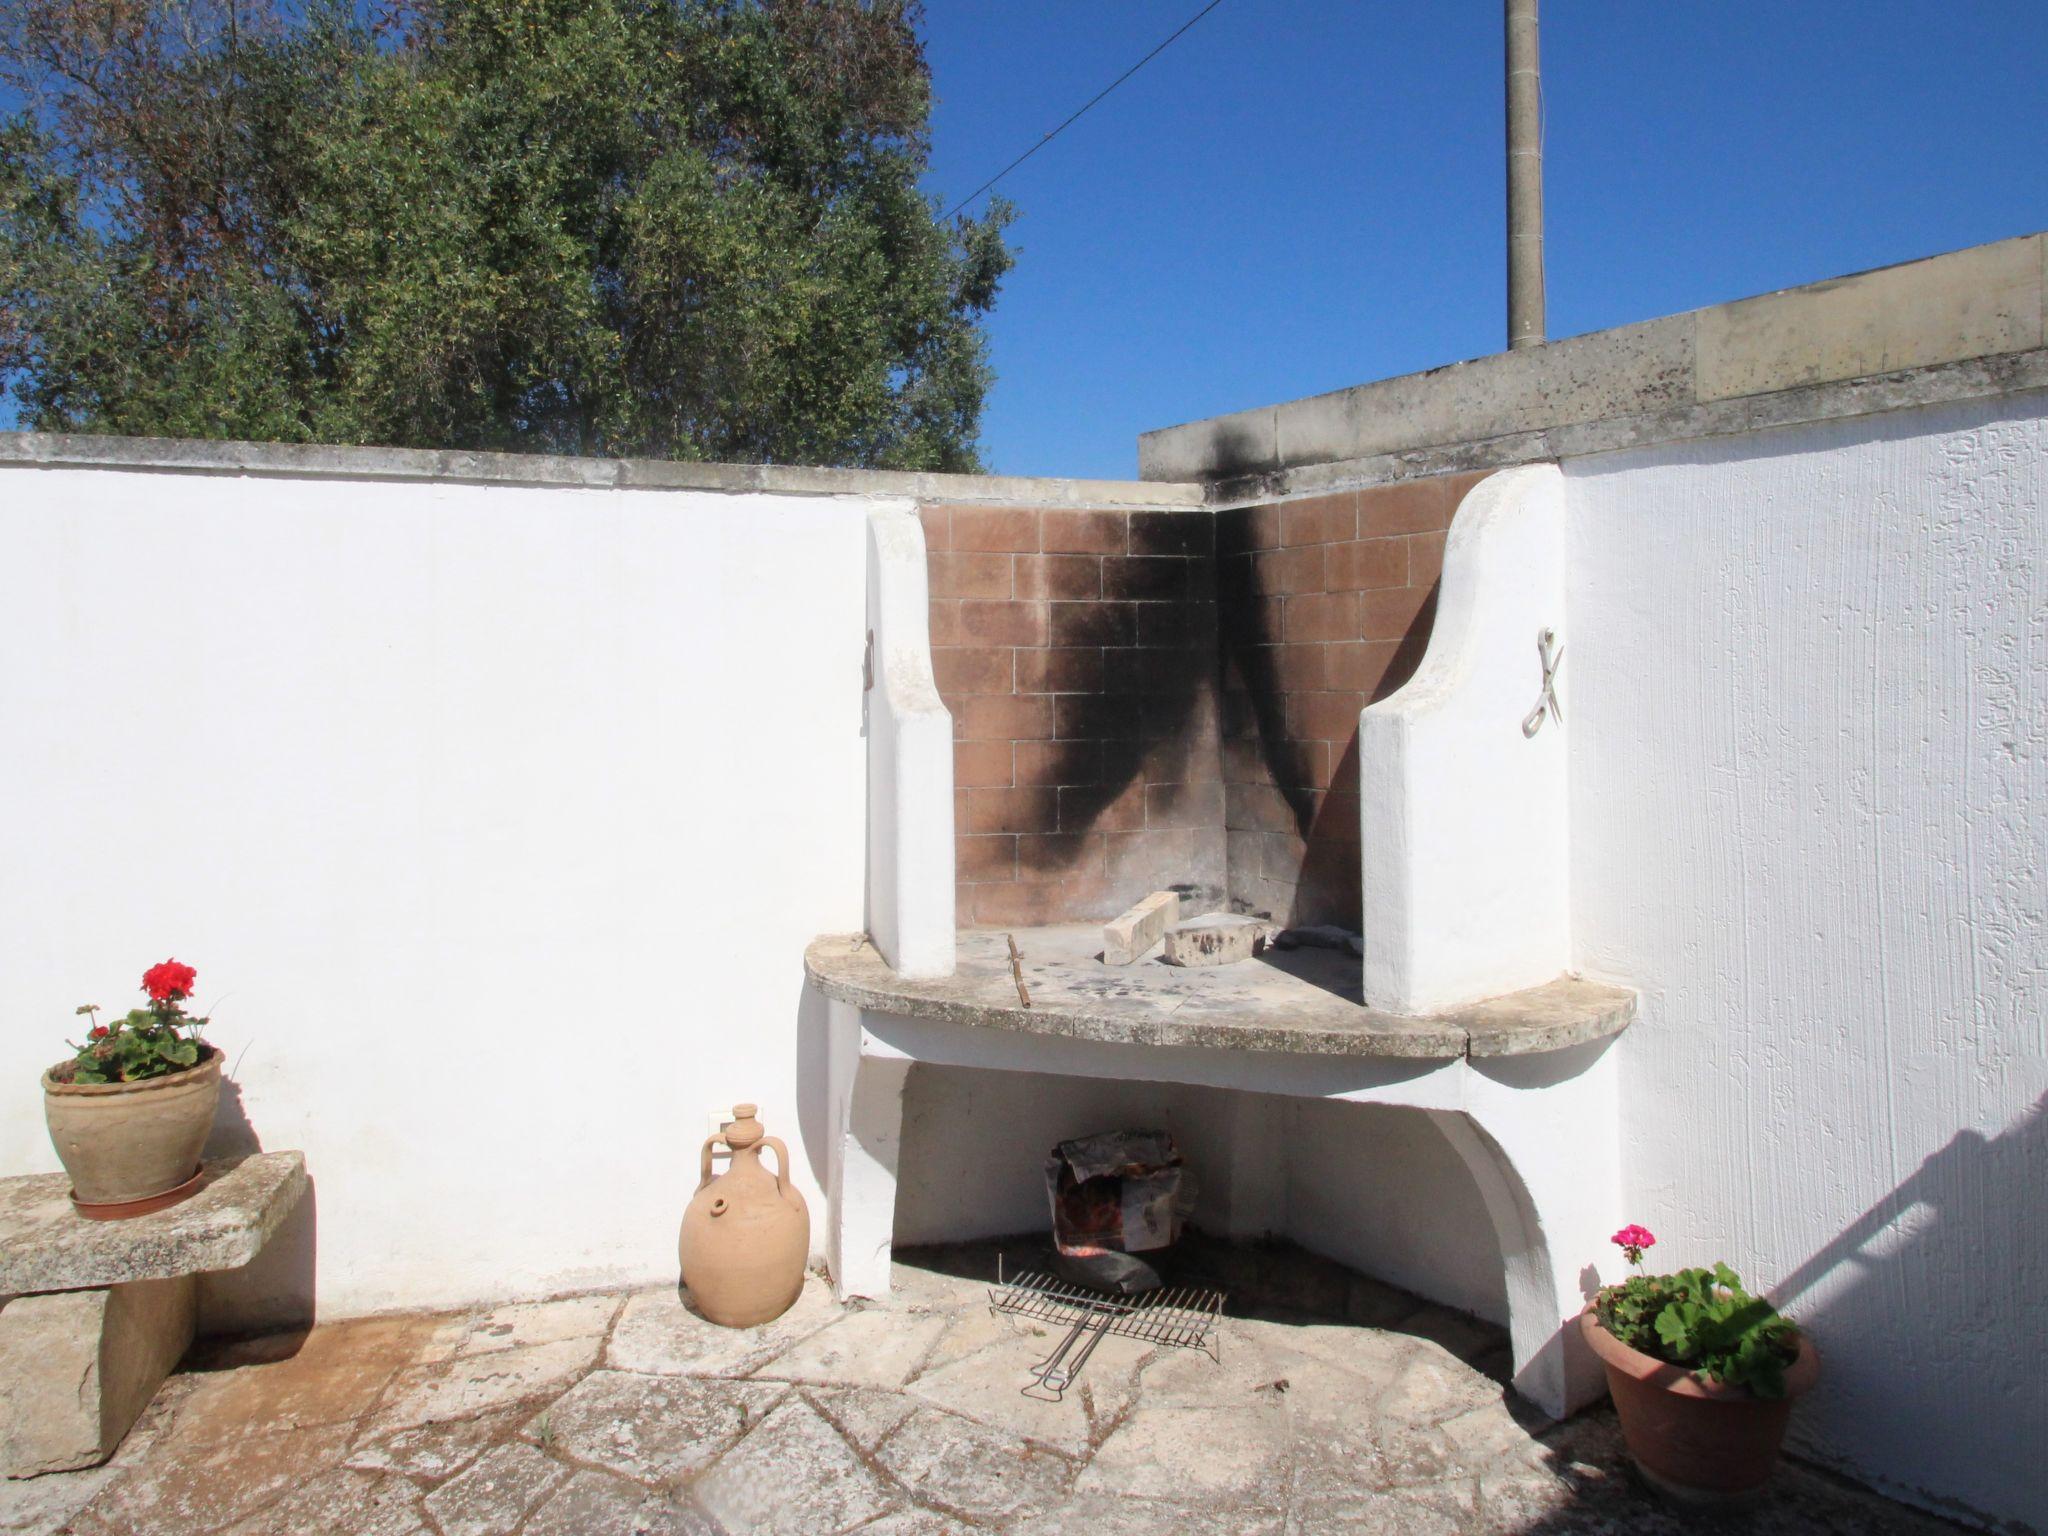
<box><xmin>0</xmin><ymin>0</ymin><xmax>1015</xmax><ymax>469</ymax></box>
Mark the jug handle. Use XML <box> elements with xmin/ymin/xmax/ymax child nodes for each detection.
<box><xmin>696</xmin><ymin>1133</ymin><xmax>727</xmax><ymax>1192</ymax></box>
<box><xmin>762</xmin><ymin>1136</ymin><xmax>796</xmax><ymax>1202</ymax></box>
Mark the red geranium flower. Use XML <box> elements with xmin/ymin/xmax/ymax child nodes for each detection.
<box><xmin>89</xmin><ymin>1024</ymin><xmax>109</xmax><ymax>1039</ymax></box>
<box><xmin>142</xmin><ymin>959</ymin><xmax>198</xmax><ymax>1004</ymax></box>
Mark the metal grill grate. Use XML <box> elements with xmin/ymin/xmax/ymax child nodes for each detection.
<box><xmin>989</xmin><ymin>1259</ymin><xmax>1224</xmax><ymax>1399</ymax></box>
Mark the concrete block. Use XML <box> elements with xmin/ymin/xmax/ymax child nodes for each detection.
<box><xmin>0</xmin><ymin>1275</ymin><xmax>195</xmax><ymax>1476</ymax></box>
<box><xmin>1104</xmin><ymin>891</ymin><xmax>1179</xmax><ymax>965</ymax></box>
<box><xmin>1161</xmin><ymin>914</ymin><xmax>1266</xmax><ymax>967</ymax></box>
<box><xmin>1697</xmin><ymin>234</ymin><xmax>2045</xmax><ymax>402</ymax></box>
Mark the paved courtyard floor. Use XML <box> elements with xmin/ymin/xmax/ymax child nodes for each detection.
<box><xmin>2</xmin><ymin>1236</ymin><xmax>1964</xmax><ymax>1536</ymax></box>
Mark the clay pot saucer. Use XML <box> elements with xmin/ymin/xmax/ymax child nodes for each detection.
<box><xmin>69</xmin><ymin>1164</ymin><xmax>206</xmax><ymax>1221</ymax></box>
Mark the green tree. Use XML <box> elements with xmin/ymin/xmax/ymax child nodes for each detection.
<box><xmin>0</xmin><ymin>0</ymin><xmax>1014</xmax><ymax>470</ymax></box>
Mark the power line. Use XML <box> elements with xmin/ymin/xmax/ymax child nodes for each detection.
<box><xmin>941</xmin><ymin>0</ymin><xmax>1231</xmax><ymax>222</ymax></box>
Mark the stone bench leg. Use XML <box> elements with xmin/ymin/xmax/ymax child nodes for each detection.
<box><xmin>0</xmin><ymin>1275</ymin><xmax>195</xmax><ymax>1478</ymax></box>
<box><xmin>824</xmin><ymin>1002</ymin><xmax>913</xmax><ymax>1302</ymax></box>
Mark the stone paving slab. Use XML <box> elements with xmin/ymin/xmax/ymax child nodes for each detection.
<box><xmin>691</xmin><ymin>1398</ymin><xmax>893</xmax><ymax>1535</ymax></box>
<box><xmin>175</xmin><ymin>1313</ymin><xmax>445</xmax><ymax>1442</ymax></box>
<box><xmin>0</xmin><ymin>1153</ymin><xmax>306</xmax><ymax>1292</ymax></box>
<box><xmin>364</xmin><ymin>1334</ymin><xmax>606</xmax><ymax>1438</ymax></box>
<box><xmin>876</xmin><ymin>1408</ymin><xmax>1075</xmax><ymax>1522</ymax></box>
<box><xmin>752</xmin><ymin>1308</ymin><xmax>947</xmax><ymax>1391</ymax></box>
<box><xmin>344</xmin><ymin>1403</ymin><xmax>530</xmax><ymax>1483</ymax></box>
<box><xmin>528</xmin><ymin>1372</ymin><xmax>781</xmax><ymax>1482</ymax></box>
<box><xmin>523</xmin><ymin>1469</ymin><xmax>713</xmax><ymax>1536</ymax></box>
<box><xmin>215</xmin><ymin>1468</ymin><xmax>428</xmax><ymax>1536</ymax></box>
<box><xmin>421</xmin><ymin>1442</ymin><xmax>564</xmax><ymax>1536</ymax></box>
<box><xmin>1</xmin><ymin>1235</ymin><xmax>1975</xmax><ymax>1536</ymax></box>
<box><xmin>607</xmin><ymin>1281</ymin><xmax>841</xmax><ymax>1379</ymax></box>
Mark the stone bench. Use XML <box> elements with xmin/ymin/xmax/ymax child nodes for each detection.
<box><xmin>0</xmin><ymin>1152</ymin><xmax>307</xmax><ymax>1478</ymax></box>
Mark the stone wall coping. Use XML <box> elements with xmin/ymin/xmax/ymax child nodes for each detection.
<box><xmin>0</xmin><ymin>432</ymin><xmax>1209</xmax><ymax>511</ymax></box>
<box><xmin>1200</xmin><ymin>353</ymin><xmax>2048</xmax><ymax>507</ymax></box>
<box><xmin>1142</xmin><ymin>231</ymin><xmax>2048</xmax><ymax>502</ymax></box>
<box><xmin>0</xmin><ymin>1151</ymin><xmax>307</xmax><ymax>1293</ymax></box>
<box><xmin>805</xmin><ymin>926</ymin><xmax>1634</xmax><ymax>1060</ymax></box>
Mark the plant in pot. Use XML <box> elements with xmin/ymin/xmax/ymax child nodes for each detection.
<box><xmin>1580</xmin><ymin>1224</ymin><xmax>1819</xmax><ymax>1502</ymax></box>
<box><xmin>42</xmin><ymin>960</ymin><xmax>222</xmax><ymax>1218</ymax></box>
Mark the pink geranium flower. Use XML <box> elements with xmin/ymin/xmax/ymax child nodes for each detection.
<box><xmin>1612</xmin><ymin>1224</ymin><xmax>1657</xmax><ymax>1267</ymax></box>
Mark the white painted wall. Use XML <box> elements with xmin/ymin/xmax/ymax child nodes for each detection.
<box><xmin>1283</xmin><ymin>1099</ymin><xmax>1507</xmax><ymax>1325</ymax></box>
<box><xmin>0</xmin><ymin>464</ymin><xmax>873</xmax><ymax>1324</ymax></box>
<box><xmin>1564</xmin><ymin>392</ymin><xmax>2048</xmax><ymax>1533</ymax></box>
<box><xmin>1360</xmin><ymin>464</ymin><xmax>1570</xmax><ymax>1014</ymax></box>
<box><xmin>9</xmin><ymin>388</ymin><xmax>2040</xmax><ymax>1526</ymax></box>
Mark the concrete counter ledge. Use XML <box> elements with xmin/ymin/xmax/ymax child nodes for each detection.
<box><xmin>805</xmin><ymin>925</ymin><xmax>1633</xmax><ymax>1060</ymax></box>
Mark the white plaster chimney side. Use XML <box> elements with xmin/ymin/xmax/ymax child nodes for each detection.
<box><xmin>864</xmin><ymin>504</ymin><xmax>955</xmax><ymax>977</ymax></box>
<box><xmin>1359</xmin><ymin>464</ymin><xmax>1569</xmax><ymax>1013</ymax></box>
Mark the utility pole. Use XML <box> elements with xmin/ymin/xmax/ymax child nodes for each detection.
<box><xmin>1505</xmin><ymin>0</ymin><xmax>1545</xmax><ymax>349</ymax></box>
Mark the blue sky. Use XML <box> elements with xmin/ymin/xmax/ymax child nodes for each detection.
<box><xmin>920</xmin><ymin>1</ymin><xmax>2048</xmax><ymax>479</ymax></box>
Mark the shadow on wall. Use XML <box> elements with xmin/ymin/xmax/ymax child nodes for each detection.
<box><xmin>1761</xmin><ymin>1093</ymin><xmax>2048</xmax><ymax>1527</ymax></box>
<box><xmin>1509</xmin><ymin>1096</ymin><xmax>2047</xmax><ymax>1534</ymax></box>
<box><xmin>1770</xmin><ymin>1091</ymin><xmax>2047</xmax><ymax>1316</ymax></box>
<box><xmin>794</xmin><ymin>975</ymin><xmax>833</xmax><ymax>1195</ymax></box>
<box><xmin>196</xmin><ymin>1071</ymin><xmax>317</xmax><ymax>1336</ymax></box>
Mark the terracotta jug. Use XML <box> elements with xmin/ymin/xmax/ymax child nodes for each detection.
<box><xmin>678</xmin><ymin>1103</ymin><xmax>810</xmax><ymax>1328</ymax></box>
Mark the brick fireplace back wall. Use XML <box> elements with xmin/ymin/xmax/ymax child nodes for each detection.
<box><xmin>922</xmin><ymin>504</ymin><xmax>1224</xmax><ymax>927</ymax></box>
<box><xmin>920</xmin><ymin>471</ymin><xmax>1480</xmax><ymax>931</ymax></box>
<box><xmin>1218</xmin><ymin>471</ymin><xmax>1486</xmax><ymax>929</ymax></box>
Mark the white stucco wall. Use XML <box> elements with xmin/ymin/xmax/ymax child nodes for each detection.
<box><xmin>0</xmin><ymin>464</ymin><xmax>871</xmax><ymax>1322</ymax></box>
<box><xmin>1282</xmin><ymin>1100</ymin><xmax>1508</xmax><ymax>1326</ymax></box>
<box><xmin>1564</xmin><ymin>392</ymin><xmax>2047</xmax><ymax>1532</ymax></box>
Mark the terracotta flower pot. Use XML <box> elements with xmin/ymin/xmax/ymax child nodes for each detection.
<box><xmin>1581</xmin><ymin>1310</ymin><xmax>1819</xmax><ymax>1502</ymax></box>
<box><xmin>43</xmin><ymin>1046</ymin><xmax>222</xmax><ymax>1209</ymax></box>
